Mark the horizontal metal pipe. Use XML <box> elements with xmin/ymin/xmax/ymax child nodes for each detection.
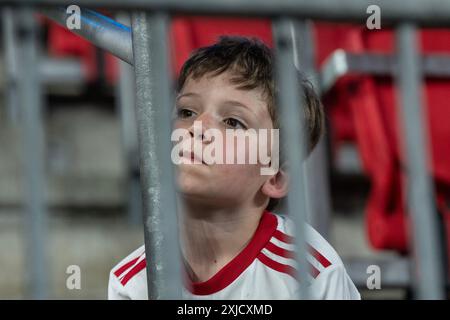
<box><xmin>320</xmin><ymin>51</ymin><xmax>450</xmax><ymax>93</ymax></box>
<box><xmin>42</xmin><ymin>6</ymin><xmax>133</xmax><ymax>64</ymax></box>
<box><xmin>40</xmin><ymin>58</ymin><xmax>84</xmax><ymax>84</ymax></box>
<box><xmin>2</xmin><ymin>0</ymin><xmax>450</xmax><ymax>26</ymax></box>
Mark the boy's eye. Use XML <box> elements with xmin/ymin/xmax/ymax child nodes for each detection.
<box><xmin>177</xmin><ymin>108</ymin><xmax>195</xmax><ymax>119</ymax></box>
<box><xmin>224</xmin><ymin>118</ymin><xmax>247</xmax><ymax>130</ymax></box>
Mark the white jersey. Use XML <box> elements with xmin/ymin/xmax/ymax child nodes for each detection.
<box><xmin>108</xmin><ymin>211</ymin><xmax>360</xmax><ymax>300</ymax></box>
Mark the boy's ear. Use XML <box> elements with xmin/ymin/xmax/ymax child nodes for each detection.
<box><xmin>261</xmin><ymin>168</ymin><xmax>289</xmax><ymax>199</ymax></box>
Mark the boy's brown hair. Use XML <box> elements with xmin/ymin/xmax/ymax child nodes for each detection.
<box><xmin>177</xmin><ymin>36</ymin><xmax>325</xmax><ymax>211</ymax></box>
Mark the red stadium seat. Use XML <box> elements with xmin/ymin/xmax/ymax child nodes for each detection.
<box><xmin>46</xmin><ymin>19</ymin><xmax>120</xmax><ymax>85</ymax></box>
<box><xmin>314</xmin><ymin>23</ymin><xmax>362</xmax><ymax>157</ymax></box>
<box><xmin>328</xmin><ymin>27</ymin><xmax>450</xmax><ymax>265</ymax></box>
<box><xmin>47</xmin><ymin>21</ymin><xmax>98</xmax><ymax>82</ymax></box>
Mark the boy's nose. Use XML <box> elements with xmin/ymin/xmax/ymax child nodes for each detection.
<box><xmin>188</xmin><ymin>113</ymin><xmax>214</xmax><ymax>142</ymax></box>
<box><xmin>188</xmin><ymin>127</ymin><xmax>205</xmax><ymax>141</ymax></box>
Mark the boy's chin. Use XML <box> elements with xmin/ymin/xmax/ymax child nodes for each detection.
<box><xmin>175</xmin><ymin>179</ymin><xmax>208</xmax><ymax>197</ymax></box>
<box><xmin>176</xmin><ymin>183</ymin><xmax>232</xmax><ymax>206</ymax></box>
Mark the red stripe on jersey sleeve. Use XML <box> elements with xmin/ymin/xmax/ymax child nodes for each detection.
<box><xmin>308</xmin><ymin>245</ymin><xmax>332</xmax><ymax>268</ymax></box>
<box><xmin>273</xmin><ymin>229</ymin><xmax>332</xmax><ymax>269</ymax></box>
<box><xmin>120</xmin><ymin>259</ymin><xmax>146</xmax><ymax>286</ymax></box>
<box><xmin>273</xmin><ymin>229</ymin><xmax>295</xmax><ymax>244</ymax></box>
<box><xmin>258</xmin><ymin>251</ymin><xmax>320</xmax><ymax>279</ymax></box>
<box><xmin>114</xmin><ymin>256</ymin><xmax>140</xmax><ymax>278</ymax></box>
<box><xmin>265</xmin><ymin>241</ymin><xmax>295</xmax><ymax>259</ymax></box>
<box><xmin>309</xmin><ymin>263</ymin><xmax>321</xmax><ymax>278</ymax></box>
<box><xmin>257</xmin><ymin>253</ymin><xmax>298</xmax><ymax>279</ymax></box>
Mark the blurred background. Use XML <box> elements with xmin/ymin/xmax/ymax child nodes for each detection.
<box><xmin>0</xmin><ymin>7</ymin><xmax>449</xmax><ymax>299</ymax></box>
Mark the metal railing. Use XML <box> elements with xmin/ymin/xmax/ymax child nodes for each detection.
<box><xmin>3</xmin><ymin>0</ymin><xmax>450</xmax><ymax>25</ymax></box>
<box><xmin>0</xmin><ymin>0</ymin><xmax>446</xmax><ymax>300</ymax></box>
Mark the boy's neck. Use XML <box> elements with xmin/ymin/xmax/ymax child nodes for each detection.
<box><xmin>178</xmin><ymin>197</ymin><xmax>266</xmax><ymax>283</ymax></box>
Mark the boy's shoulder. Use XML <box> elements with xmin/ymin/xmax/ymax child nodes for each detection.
<box><xmin>274</xmin><ymin>213</ymin><xmax>360</xmax><ymax>299</ymax></box>
<box><xmin>108</xmin><ymin>245</ymin><xmax>147</xmax><ymax>299</ymax></box>
<box><xmin>273</xmin><ymin>212</ymin><xmax>344</xmax><ymax>268</ymax></box>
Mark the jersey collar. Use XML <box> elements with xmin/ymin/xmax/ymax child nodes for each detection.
<box><xmin>183</xmin><ymin>210</ymin><xmax>278</xmax><ymax>295</ymax></box>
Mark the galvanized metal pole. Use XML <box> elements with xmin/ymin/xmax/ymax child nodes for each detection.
<box><xmin>2</xmin><ymin>7</ymin><xmax>20</xmax><ymax>124</ymax></box>
<box><xmin>10</xmin><ymin>0</ymin><xmax>450</xmax><ymax>27</ymax></box>
<box><xmin>131</xmin><ymin>11</ymin><xmax>182</xmax><ymax>299</ymax></box>
<box><xmin>291</xmin><ymin>20</ymin><xmax>332</xmax><ymax>238</ymax></box>
<box><xmin>43</xmin><ymin>6</ymin><xmax>133</xmax><ymax>64</ymax></box>
<box><xmin>273</xmin><ymin>17</ymin><xmax>311</xmax><ymax>299</ymax></box>
<box><xmin>17</xmin><ymin>7</ymin><xmax>49</xmax><ymax>299</ymax></box>
<box><xmin>115</xmin><ymin>13</ymin><xmax>141</xmax><ymax>226</ymax></box>
<box><xmin>395</xmin><ymin>23</ymin><xmax>445</xmax><ymax>300</ymax></box>
<box><xmin>291</xmin><ymin>20</ymin><xmax>317</xmax><ymax>88</ymax></box>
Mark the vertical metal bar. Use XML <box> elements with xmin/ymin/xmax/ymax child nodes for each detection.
<box><xmin>395</xmin><ymin>23</ymin><xmax>445</xmax><ymax>299</ymax></box>
<box><xmin>115</xmin><ymin>12</ymin><xmax>141</xmax><ymax>225</ymax></box>
<box><xmin>2</xmin><ymin>7</ymin><xmax>20</xmax><ymax>124</ymax></box>
<box><xmin>304</xmin><ymin>138</ymin><xmax>331</xmax><ymax>238</ymax></box>
<box><xmin>291</xmin><ymin>20</ymin><xmax>332</xmax><ymax>238</ymax></box>
<box><xmin>131</xmin><ymin>11</ymin><xmax>182</xmax><ymax>299</ymax></box>
<box><xmin>17</xmin><ymin>7</ymin><xmax>48</xmax><ymax>299</ymax></box>
<box><xmin>291</xmin><ymin>20</ymin><xmax>317</xmax><ymax>88</ymax></box>
<box><xmin>116</xmin><ymin>56</ymin><xmax>141</xmax><ymax>226</ymax></box>
<box><xmin>273</xmin><ymin>17</ymin><xmax>310</xmax><ymax>299</ymax></box>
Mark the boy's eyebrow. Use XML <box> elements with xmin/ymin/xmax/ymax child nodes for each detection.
<box><xmin>176</xmin><ymin>92</ymin><xmax>199</xmax><ymax>100</ymax></box>
<box><xmin>222</xmin><ymin>100</ymin><xmax>258</xmax><ymax>118</ymax></box>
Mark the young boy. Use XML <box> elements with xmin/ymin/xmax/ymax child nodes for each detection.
<box><xmin>108</xmin><ymin>36</ymin><xmax>360</xmax><ymax>300</ymax></box>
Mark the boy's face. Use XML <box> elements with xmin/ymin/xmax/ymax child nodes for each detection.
<box><xmin>173</xmin><ymin>71</ymin><xmax>278</xmax><ymax>208</ymax></box>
